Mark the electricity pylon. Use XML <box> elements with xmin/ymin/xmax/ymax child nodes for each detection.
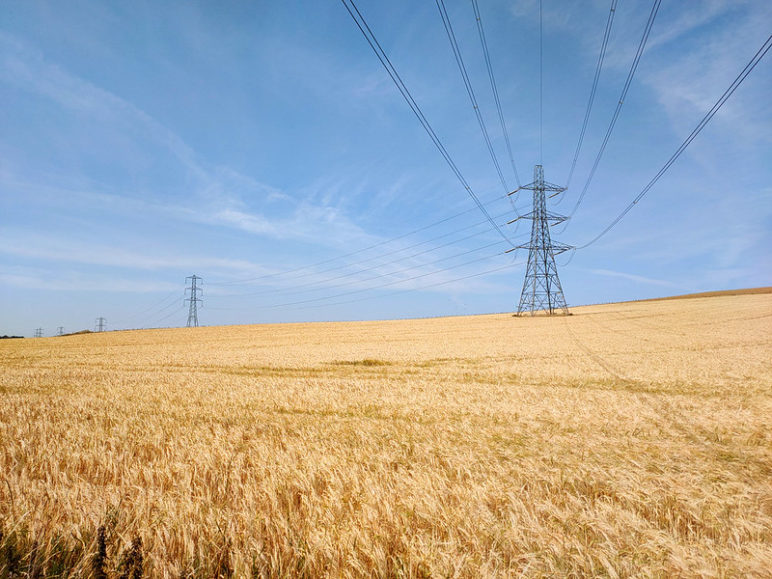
<box><xmin>34</xmin><ymin>328</ymin><xmax>43</xmax><ymax>338</ymax></box>
<box><xmin>508</xmin><ymin>165</ymin><xmax>571</xmax><ymax>315</ymax></box>
<box><xmin>56</xmin><ymin>326</ymin><xmax>64</xmax><ymax>336</ymax></box>
<box><xmin>185</xmin><ymin>275</ymin><xmax>203</xmax><ymax>327</ymax></box>
<box><xmin>95</xmin><ymin>317</ymin><xmax>106</xmax><ymax>332</ymax></box>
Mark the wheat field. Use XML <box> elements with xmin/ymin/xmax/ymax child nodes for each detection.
<box><xmin>1</xmin><ymin>291</ymin><xmax>771</xmax><ymax>577</ymax></box>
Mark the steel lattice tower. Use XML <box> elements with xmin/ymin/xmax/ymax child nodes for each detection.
<box><xmin>185</xmin><ymin>275</ymin><xmax>203</xmax><ymax>327</ymax></box>
<box><xmin>509</xmin><ymin>165</ymin><xmax>571</xmax><ymax>315</ymax></box>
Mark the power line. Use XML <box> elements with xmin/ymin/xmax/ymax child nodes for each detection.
<box><xmin>216</xmin><ymin>211</ymin><xmax>516</xmax><ymax>298</ymax></box>
<box><xmin>223</xmin><ymin>237</ymin><xmax>510</xmax><ymax>302</ymax></box>
<box><xmin>117</xmin><ymin>289</ymin><xmax>181</xmax><ymax>324</ymax></box>
<box><xmin>112</xmin><ymin>289</ymin><xmax>183</xmax><ymax>330</ymax></box>
<box><xmin>214</xmin><ymin>218</ymin><xmax>526</xmax><ymax>304</ymax></box>
<box><xmin>436</xmin><ymin>0</ymin><xmax>510</xmax><ymax>194</ymax></box>
<box><xmin>215</xmin><ymin>208</ymin><xmax>519</xmax><ymax>290</ymax></box>
<box><xmin>208</xmin><ymin>258</ymin><xmax>523</xmax><ymax>314</ymax></box>
<box><xmin>539</xmin><ymin>0</ymin><xmax>543</xmax><ymax>164</ymax></box>
<box><xmin>151</xmin><ymin>294</ymin><xmax>186</xmax><ymax>317</ymax></box>
<box><xmin>297</xmin><ymin>238</ymin><xmax>508</xmax><ymax>298</ymax></box>
<box><xmin>150</xmin><ymin>305</ymin><xmax>187</xmax><ymax>327</ymax></box>
<box><xmin>209</xmin><ymin>193</ymin><xmax>522</xmax><ymax>287</ymax></box>
<box><xmin>289</xmin><ymin>258</ymin><xmax>523</xmax><ymax>312</ymax></box>
<box><xmin>268</xmin><ymin>249</ymin><xmax>509</xmax><ymax>309</ymax></box>
<box><xmin>557</xmin><ymin>247</ymin><xmax>578</xmax><ymax>268</ymax></box>
<box><xmin>340</xmin><ymin>0</ymin><xmax>514</xmax><ymax>246</ymax></box>
<box><xmin>564</xmin><ymin>0</ymin><xmax>618</xmax><ymax>190</ymax></box>
<box><xmin>255</xmin><ymin>248</ymin><xmax>514</xmax><ymax>310</ymax></box>
<box><xmin>576</xmin><ymin>32</ymin><xmax>772</xmax><ymax>249</ymax></box>
<box><xmin>471</xmin><ymin>0</ymin><xmax>522</xmax><ymax>189</ymax></box>
<box><xmin>567</xmin><ymin>0</ymin><xmax>661</xmax><ymax>219</ymax></box>
<box><xmin>207</xmin><ymin>204</ymin><xmax>481</xmax><ymax>286</ymax></box>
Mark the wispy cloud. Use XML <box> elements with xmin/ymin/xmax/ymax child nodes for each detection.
<box><xmin>0</xmin><ymin>33</ymin><xmax>208</xmax><ymax>182</ymax></box>
<box><xmin>586</xmin><ymin>268</ymin><xmax>683</xmax><ymax>288</ymax></box>
<box><xmin>608</xmin><ymin>184</ymin><xmax>772</xmax><ymax>267</ymax></box>
<box><xmin>0</xmin><ymin>170</ymin><xmax>377</xmax><ymax>253</ymax></box>
<box><xmin>640</xmin><ymin>2</ymin><xmax>772</xmax><ymax>143</ymax></box>
<box><xmin>0</xmin><ymin>267</ymin><xmax>179</xmax><ymax>293</ymax></box>
<box><xmin>188</xmin><ymin>199</ymin><xmax>382</xmax><ymax>250</ymax></box>
<box><xmin>0</xmin><ymin>33</ymin><xmax>377</xmax><ymax>251</ymax></box>
<box><xmin>645</xmin><ymin>0</ymin><xmax>745</xmax><ymax>52</ymax></box>
<box><xmin>0</xmin><ymin>231</ymin><xmax>267</xmax><ymax>274</ymax></box>
<box><xmin>507</xmin><ymin>0</ymin><xmax>589</xmax><ymax>32</ymax></box>
<box><xmin>0</xmin><ymin>218</ymin><xmax>512</xmax><ymax>302</ymax></box>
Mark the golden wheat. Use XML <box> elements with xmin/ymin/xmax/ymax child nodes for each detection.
<box><xmin>1</xmin><ymin>292</ymin><xmax>771</xmax><ymax>576</ymax></box>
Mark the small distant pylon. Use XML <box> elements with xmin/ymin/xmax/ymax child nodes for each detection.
<box><xmin>185</xmin><ymin>275</ymin><xmax>203</xmax><ymax>327</ymax></box>
<box><xmin>56</xmin><ymin>326</ymin><xmax>65</xmax><ymax>336</ymax></box>
<box><xmin>95</xmin><ymin>317</ymin><xmax>106</xmax><ymax>332</ymax></box>
<box><xmin>508</xmin><ymin>165</ymin><xmax>571</xmax><ymax>315</ymax></box>
<box><xmin>34</xmin><ymin>327</ymin><xmax>43</xmax><ymax>338</ymax></box>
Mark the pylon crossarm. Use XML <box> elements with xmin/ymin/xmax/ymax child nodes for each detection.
<box><xmin>544</xmin><ymin>212</ymin><xmax>567</xmax><ymax>223</ymax></box>
<box><xmin>508</xmin><ymin>209</ymin><xmax>566</xmax><ymax>224</ymax></box>
<box><xmin>550</xmin><ymin>243</ymin><xmax>573</xmax><ymax>255</ymax></box>
<box><xmin>541</xmin><ymin>182</ymin><xmax>566</xmax><ymax>193</ymax></box>
<box><xmin>517</xmin><ymin>182</ymin><xmax>564</xmax><ymax>193</ymax></box>
<box><xmin>506</xmin><ymin>212</ymin><xmax>536</xmax><ymax>224</ymax></box>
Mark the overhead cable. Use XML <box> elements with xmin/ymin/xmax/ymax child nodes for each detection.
<box><xmin>149</xmin><ymin>305</ymin><xmax>186</xmax><ymax>327</ymax></box>
<box><xmin>269</xmin><ymin>239</ymin><xmax>507</xmax><ymax>300</ymax></box>
<box><xmin>436</xmin><ymin>0</ymin><xmax>510</xmax><ymax>194</ymax></box>
<box><xmin>539</xmin><ymin>0</ymin><xmax>543</xmax><ymax>163</ymax></box>
<box><xmin>568</xmin><ymin>0</ymin><xmax>661</xmax><ymax>218</ymax></box>
<box><xmin>259</xmin><ymin>248</ymin><xmax>514</xmax><ymax>309</ymax></box>
<box><xmin>576</xmin><ymin>32</ymin><xmax>772</xmax><ymax>249</ymax></box>
<box><xmin>291</xmin><ymin>259</ymin><xmax>522</xmax><ymax>311</ymax></box>
<box><xmin>116</xmin><ymin>288</ymin><xmax>181</xmax><ymax>326</ymax></box>
<box><xmin>209</xmin><ymin>192</ymin><xmax>522</xmax><ymax>287</ymax></box>
<box><xmin>564</xmin><ymin>0</ymin><xmax>618</xmax><ymax>190</ymax></box>
<box><xmin>340</xmin><ymin>0</ymin><xmax>514</xmax><ymax>246</ymax></box>
<box><xmin>471</xmin><ymin>0</ymin><xmax>522</xmax><ymax>189</ymax></box>
<box><xmin>207</xmin><ymin>205</ymin><xmax>478</xmax><ymax>286</ymax></box>
<box><xmin>219</xmin><ymin>220</ymin><xmax>515</xmax><ymax>299</ymax></box>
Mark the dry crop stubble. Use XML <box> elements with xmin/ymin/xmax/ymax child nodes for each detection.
<box><xmin>1</xmin><ymin>291</ymin><xmax>771</xmax><ymax>576</ymax></box>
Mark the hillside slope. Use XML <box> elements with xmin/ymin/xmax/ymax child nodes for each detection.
<box><xmin>1</xmin><ymin>292</ymin><xmax>770</xmax><ymax>576</ymax></box>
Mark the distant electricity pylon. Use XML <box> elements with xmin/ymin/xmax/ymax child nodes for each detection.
<box><xmin>95</xmin><ymin>317</ymin><xmax>106</xmax><ymax>332</ymax></box>
<box><xmin>185</xmin><ymin>275</ymin><xmax>203</xmax><ymax>327</ymax></box>
<box><xmin>508</xmin><ymin>165</ymin><xmax>571</xmax><ymax>315</ymax></box>
<box><xmin>34</xmin><ymin>328</ymin><xmax>43</xmax><ymax>338</ymax></box>
<box><xmin>56</xmin><ymin>326</ymin><xmax>64</xmax><ymax>336</ymax></box>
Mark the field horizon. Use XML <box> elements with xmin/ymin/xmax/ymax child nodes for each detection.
<box><xmin>1</xmin><ymin>289</ymin><xmax>770</xmax><ymax>576</ymax></box>
<box><xmin>35</xmin><ymin>285</ymin><xmax>772</xmax><ymax>339</ymax></box>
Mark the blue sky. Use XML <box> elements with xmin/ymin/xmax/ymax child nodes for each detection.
<box><xmin>1</xmin><ymin>0</ymin><xmax>770</xmax><ymax>336</ymax></box>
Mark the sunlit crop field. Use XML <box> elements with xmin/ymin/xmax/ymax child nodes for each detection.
<box><xmin>1</xmin><ymin>290</ymin><xmax>771</xmax><ymax>577</ymax></box>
